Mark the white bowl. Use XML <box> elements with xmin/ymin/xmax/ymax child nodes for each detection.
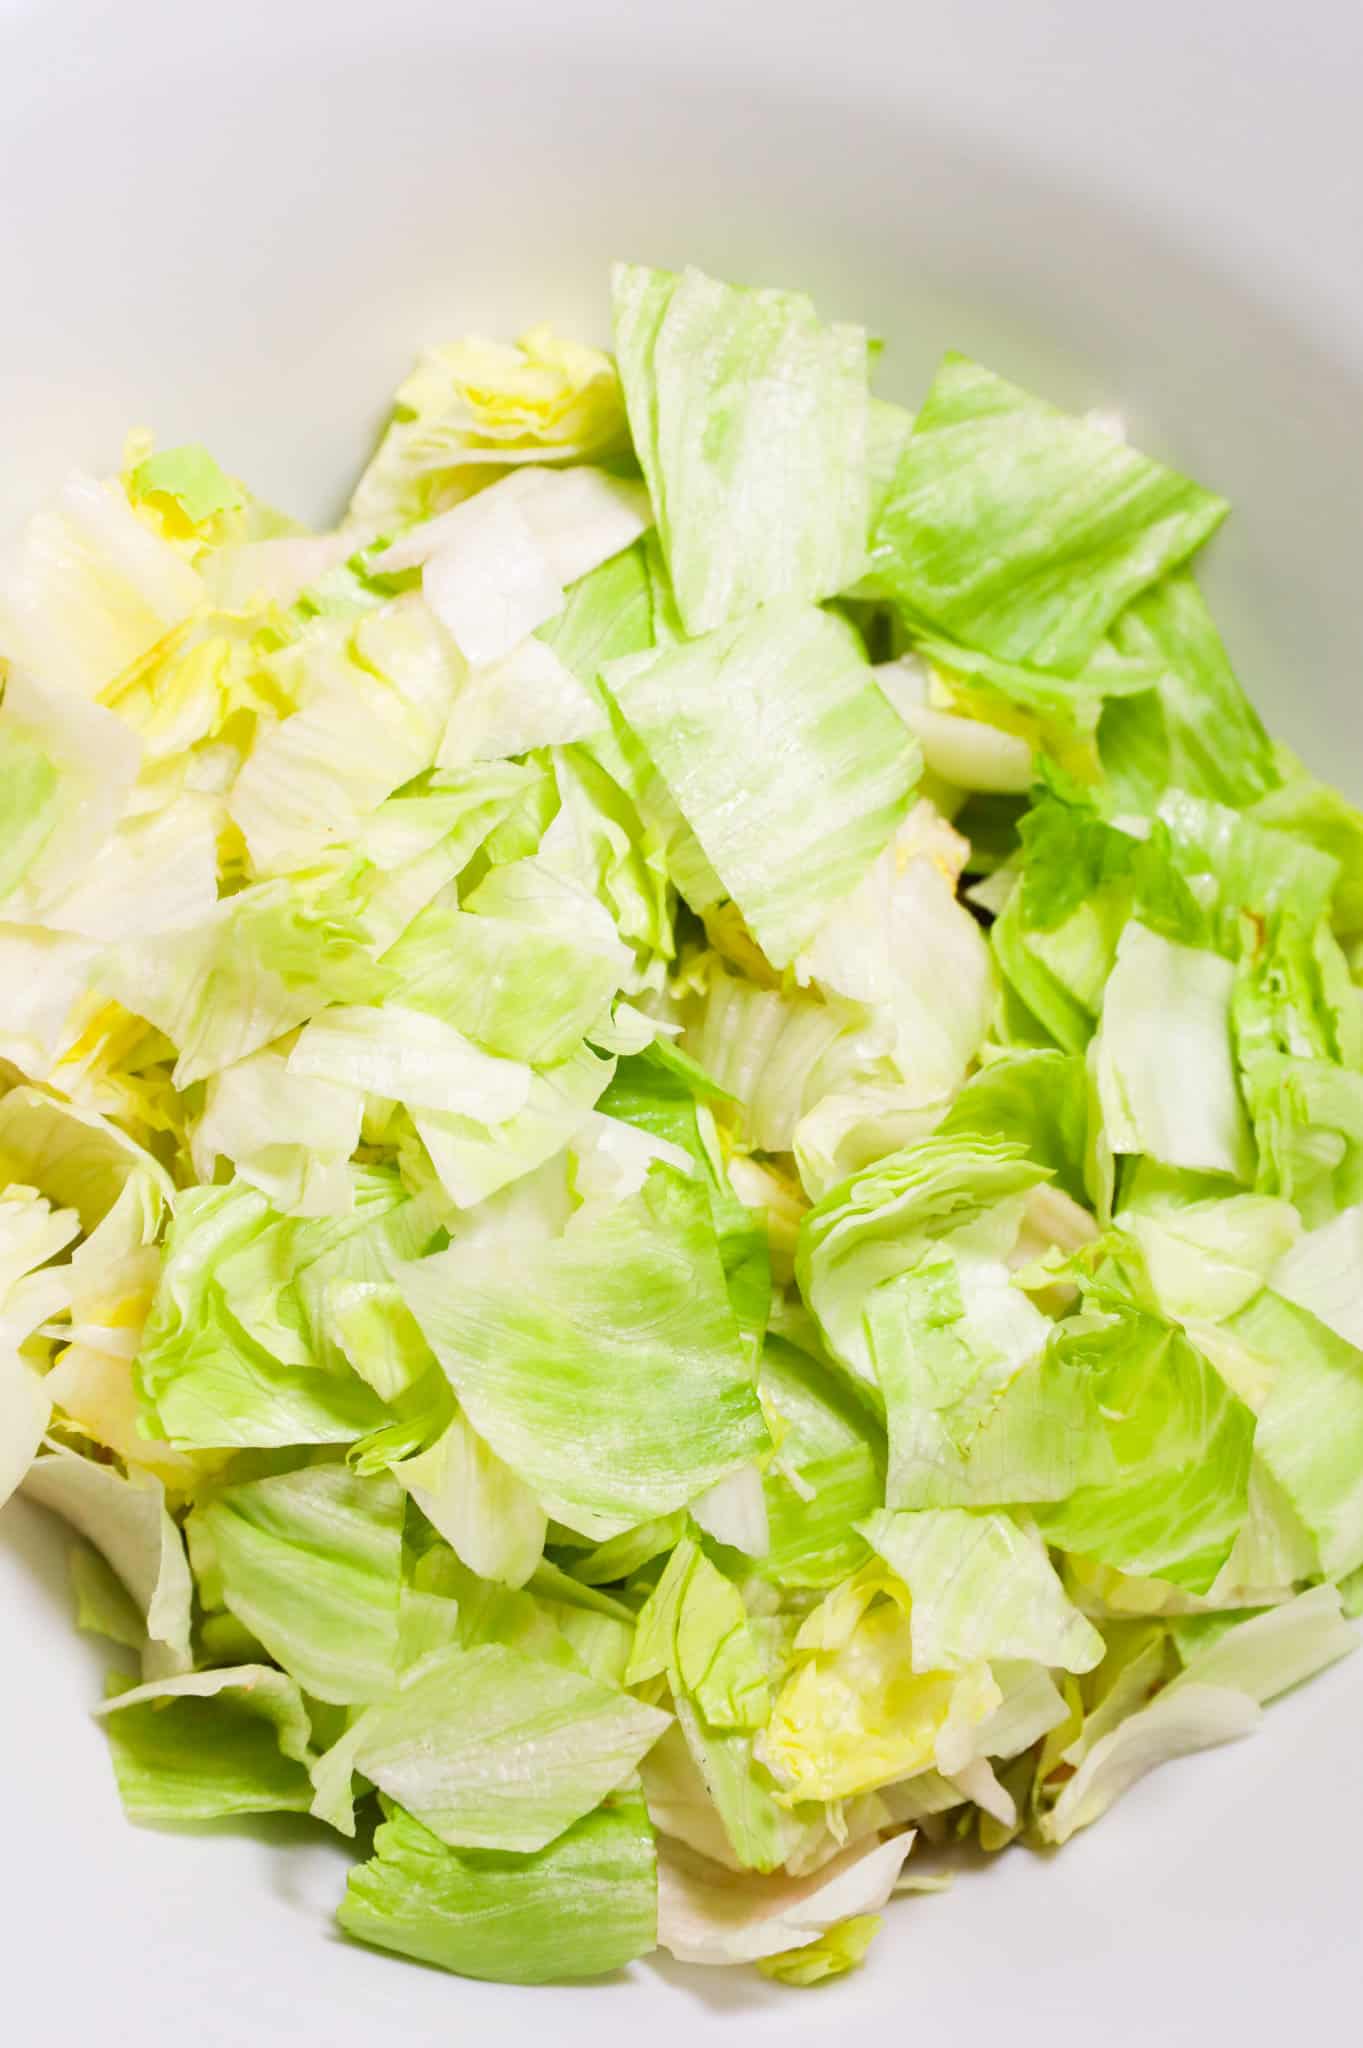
<box><xmin>3</xmin><ymin>3</ymin><xmax>1361</xmax><ymax>2041</ymax></box>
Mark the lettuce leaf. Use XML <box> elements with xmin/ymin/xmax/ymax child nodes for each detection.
<box><xmin>1031</xmin><ymin>1299</ymin><xmax>1256</xmax><ymax>1593</ymax></box>
<box><xmin>135</xmin><ymin>1181</ymin><xmax>401</xmax><ymax>1450</ymax></box>
<box><xmin>398</xmin><ymin>1164</ymin><xmax>770</xmax><ymax>1539</ymax></box>
<box><xmin>862</xmin><ymin>1507</ymin><xmax>1103</xmax><ymax>1673</ymax></box>
<box><xmin>384</xmin><ymin>857</ymin><xmax>630</xmax><ymax>1065</ymax></box>
<box><xmin>612</xmin><ymin>262</ymin><xmax>868</xmax><ymax>633</ymax></box>
<box><xmin>796</xmin><ymin>1135</ymin><xmax>1047</xmax><ymax>1378</ymax></box>
<box><xmin>340</xmin><ymin>1790</ymin><xmax>657</xmax><ymax>1983</ymax></box>
<box><xmin>1099</xmin><ymin>573</ymin><xmax>1279</xmax><ymax>812</ymax></box>
<box><xmin>99</xmin><ymin>876</ymin><xmax>390</xmax><ymax>1088</ymax></box>
<box><xmin>22</xmin><ymin>1446</ymin><xmax>193</xmax><ymax>1678</ymax></box>
<box><xmin>1094</xmin><ymin>921</ymin><xmax>1255</xmax><ymax>1181</ymax></box>
<box><xmin>604</xmin><ymin>603</ymin><xmax>918</xmax><ymax>966</ymax></box>
<box><xmin>312</xmin><ymin>1640</ymin><xmax>667</xmax><ymax>1850</ymax></box>
<box><xmin>869</xmin><ymin>355</ymin><xmax>1226</xmax><ymax>675</ymax></box>
<box><xmin>1226</xmin><ymin>1290</ymin><xmax>1363</xmax><ymax>1580</ymax></box>
<box><xmin>761</xmin><ymin>1572</ymin><xmax>999</xmax><ymax>1800</ymax></box>
<box><xmin>754</xmin><ymin>1335</ymin><xmax>885</xmax><ymax>1591</ymax></box>
<box><xmin>655</xmin><ymin>1832</ymin><xmax>913</xmax><ymax>1968</ymax></box>
<box><xmin>867</xmin><ymin>1255</ymin><xmax>1098</xmax><ymax>1510</ymax></box>
<box><xmin>595</xmin><ymin>1045</ymin><xmax>771</xmax><ymax>1366</ymax></box>
<box><xmin>393</xmin><ymin>1409</ymin><xmax>547</xmax><ymax>1590</ymax></box>
<box><xmin>938</xmin><ymin>1050</ymin><xmax>1089</xmax><ymax>1205</ymax></box>
<box><xmin>0</xmin><ymin>470</ymin><xmax>203</xmax><ymax>697</ymax></box>
<box><xmin>188</xmin><ymin>1461</ymin><xmax>405</xmax><ymax>1703</ymax></box>
<box><xmin>96</xmin><ymin>1665</ymin><xmax>316</xmax><ymax>1822</ymax></box>
<box><xmin>348</xmin><ymin>325</ymin><xmax>628</xmax><ymax>532</ymax></box>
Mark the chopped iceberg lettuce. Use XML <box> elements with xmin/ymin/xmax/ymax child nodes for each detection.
<box><xmin>0</xmin><ymin>257</ymin><xmax>1358</xmax><ymax>1994</ymax></box>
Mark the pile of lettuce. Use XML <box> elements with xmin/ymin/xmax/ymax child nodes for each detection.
<box><xmin>2</xmin><ymin>262</ymin><xmax>1360</xmax><ymax>1991</ymax></box>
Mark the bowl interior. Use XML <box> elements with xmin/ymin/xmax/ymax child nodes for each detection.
<box><xmin>2</xmin><ymin>8</ymin><xmax>1362</xmax><ymax>2044</ymax></box>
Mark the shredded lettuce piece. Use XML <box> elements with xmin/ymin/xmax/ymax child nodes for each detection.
<box><xmin>398</xmin><ymin>1165</ymin><xmax>770</xmax><ymax>1538</ymax></box>
<box><xmin>656</xmin><ymin>1832</ymin><xmax>913</xmax><ymax>1967</ymax></box>
<box><xmin>612</xmin><ymin>262</ymin><xmax>869</xmax><ymax>633</ymax></box>
<box><xmin>0</xmin><ymin>470</ymin><xmax>203</xmax><ymax>697</ymax></box>
<box><xmin>96</xmin><ymin>1665</ymin><xmax>316</xmax><ymax>1821</ymax></box>
<box><xmin>605</xmin><ymin>602</ymin><xmax>919</xmax><ymax>966</ymax></box>
<box><xmin>869</xmin><ymin>354</ymin><xmax>1226</xmax><ymax>674</ymax></box>
<box><xmin>1100</xmin><ymin>573</ymin><xmax>1279</xmax><ymax>811</ymax></box>
<box><xmin>188</xmin><ymin>1462</ymin><xmax>405</xmax><ymax>1704</ymax></box>
<box><xmin>1226</xmin><ymin>1290</ymin><xmax>1363</xmax><ymax>1579</ymax></box>
<box><xmin>22</xmin><ymin>1446</ymin><xmax>192</xmax><ymax>1677</ymax></box>
<box><xmin>4</xmin><ymin>259</ymin><xmax>1363</xmax><ymax>1995</ymax></box>
<box><xmin>1094</xmin><ymin>921</ymin><xmax>1255</xmax><ymax>1181</ymax></box>
<box><xmin>797</xmin><ymin>1134</ymin><xmax>1047</xmax><ymax>1378</ymax></box>
<box><xmin>348</xmin><ymin>325</ymin><xmax>628</xmax><ymax>533</ymax></box>
<box><xmin>340</xmin><ymin>1791</ymin><xmax>657</xmax><ymax>1983</ymax></box>
<box><xmin>312</xmin><ymin>1641</ymin><xmax>667</xmax><ymax>1850</ymax></box>
<box><xmin>862</xmin><ymin>1508</ymin><xmax>1104</xmax><ymax>1673</ymax></box>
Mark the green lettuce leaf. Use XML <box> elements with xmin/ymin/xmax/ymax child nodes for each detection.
<box><xmin>68</xmin><ymin>1538</ymin><xmax>147</xmax><ymax>1649</ymax></box>
<box><xmin>135</xmin><ymin>1180</ymin><xmax>410</xmax><ymax>1450</ymax></box>
<box><xmin>411</xmin><ymin>1039</ymin><xmax>616</xmax><ymax>1210</ymax></box>
<box><xmin>1232</xmin><ymin>913</ymin><xmax>1363</xmax><ymax>1222</ymax></box>
<box><xmin>100</xmin><ymin>876</ymin><xmax>390</xmax><ymax>1088</ymax></box>
<box><xmin>0</xmin><ymin>715</ymin><xmax>58</xmax><ymax>901</ymax></box>
<box><xmin>22</xmin><ymin>1446</ymin><xmax>193</xmax><ymax>1678</ymax></box>
<box><xmin>1248</xmin><ymin>757</ymin><xmax>1363</xmax><ymax>941</ymax></box>
<box><xmin>96</xmin><ymin>1665</ymin><xmax>316</xmax><ymax>1822</ymax></box>
<box><xmin>188</xmin><ymin>1461</ymin><xmax>405</xmax><ymax>1703</ymax></box>
<box><xmin>1226</xmin><ymin>1289</ymin><xmax>1363</xmax><ymax>1580</ymax></box>
<box><xmin>869</xmin><ymin>355</ymin><xmax>1226</xmax><ymax>675</ymax></box>
<box><xmin>398</xmin><ymin>1164</ymin><xmax>769</xmax><ymax>1539</ymax></box>
<box><xmin>312</xmin><ymin>1640</ymin><xmax>667</xmax><ymax>1850</ymax></box>
<box><xmin>626</xmin><ymin>1539</ymin><xmax>801</xmax><ymax>1876</ymax></box>
<box><xmin>595</xmin><ymin>1045</ymin><xmax>771</xmax><ymax>1365</ymax></box>
<box><xmin>612</xmin><ymin>262</ymin><xmax>869</xmax><ymax>633</ymax></box>
<box><xmin>938</xmin><ymin>1049</ymin><xmax>1089</xmax><ymax>1205</ymax></box>
<box><xmin>1031</xmin><ymin>1298</ymin><xmax>1256</xmax><ymax>1592</ymax></box>
<box><xmin>604</xmin><ymin>603</ymin><xmax>918</xmax><ymax>966</ymax></box>
<box><xmin>1119</xmin><ymin>1170</ymin><xmax>1299</xmax><ymax>1323</ymax></box>
<box><xmin>861</xmin><ymin>1508</ymin><xmax>1103</xmax><ymax>1673</ymax></box>
<box><xmin>1099</xmin><ymin>573</ymin><xmax>1279</xmax><ymax>811</ymax></box>
<box><xmin>991</xmin><ymin>780</ymin><xmax>1204</xmax><ymax>1051</ymax></box>
<box><xmin>393</xmin><ymin>1409</ymin><xmax>547</xmax><ymax>1589</ymax></box>
<box><xmin>628</xmin><ymin>1538</ymin><xmax>771</xmax><ymax>1732</ymax></box>
<box><xmin>1174</xmin><ymin>1584</ymin><xmax>1356</xmax><ymax>1702</ymax></box>
<box><xmin>1273</xmin><ymin>1201</ymin><xmax>1363</xmax><ymax>1347</ymax></box>
<box><xmin>129</xmin><ymin>444</ymin><xmax>244</xmax><ymax>525</ymax></box>
<box><xmin>755</xmin><ymin>1335</ymin><xmax>885</xmax><ymax>1591</ymax></box>
<box><xmin>796</xmin><ymin>1134</ymin><xmax>1047</xmax><ymax>1377</ymax></box>
<box><xmin>1159</xmin><ymin>790</ymin><xmax>1339</xmax><ymax>947</ymax></box>
<box><xmin>1095</xmin><ymin>921</ymin><xmax>1255</xmax><ymax>1181</ymax></box>
<box><xmin>340</xmin><ymin>1791</ymin><xmax>657</xmax><ymax>1983</ymax></box>
<box><xmin>383</xmin><ymin>858</ymin><xmax>630</xmax><ymax>1065</ymax></box>
<box><xmin>867</xmin><ymin>1254</ymin><xmax>1100</xmax><ymax>1510</ymax></box>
